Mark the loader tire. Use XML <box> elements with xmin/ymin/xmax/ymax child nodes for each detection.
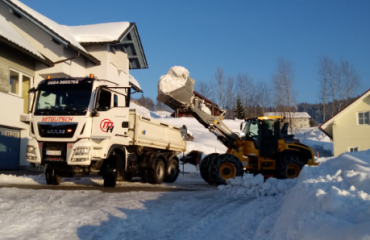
<box><xmin>200</xmin><ymin>153</ymin><xmax>219</xmax><ymax>184</ymax></box>
<box><xmin>275</xmin><ymin>154</ymin><xmax>304</xmax><ymax>179</ymax></box>
<box><xmin>148</xmin><ymin>159</ymin><xmax>166</xmax><ymax>184</ymax></box>
<box><xmin>208</xmin><ymin>154</ymin><xmax>244</xmax><ymax>185</ymax></box>
<box><xmin>164</xmin><ymin>158</ymin><xmax>179</xmax><ymax>183</ymax></box>
<box><xmin>45</xmin><ymin>168</ymin><xmax>61</xmax><ymax>185</ymax></box>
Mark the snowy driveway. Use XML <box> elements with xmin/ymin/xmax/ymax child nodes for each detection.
<box><xmin>0</xmin><ymin>174</ymin><xmax>257</xmax><ymax>240</ymax></box>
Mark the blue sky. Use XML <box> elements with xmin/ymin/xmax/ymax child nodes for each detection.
<box><xmin>22</xmin><ymin>0</ymin><xmax>370</xmax><ymax>104</ymax></box>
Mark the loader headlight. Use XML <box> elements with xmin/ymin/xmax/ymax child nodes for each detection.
<box><xmin>74</xmin><ymin>147</ymin><xmax>90</xmax><ymax>156</ymax></box>
<box><xmin>27</xmin><ymin>145</ymin><xmax>36</xmax><ymax>154</ymax></box>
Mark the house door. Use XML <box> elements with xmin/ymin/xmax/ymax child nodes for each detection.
<box><xmin>0</xmin><ymin>127</ymin><xmax>20</xmax><ymax>170</ymax></box>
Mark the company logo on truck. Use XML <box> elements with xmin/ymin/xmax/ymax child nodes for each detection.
<box><xmin>42</xmin><ymin>117</ymin><xmax>73</xmax><ymax>122</ymax></box>
<box><xmin>100</xmin><ymin>119</ymin><xmax>114</xmax><ymax>133</ymax></box>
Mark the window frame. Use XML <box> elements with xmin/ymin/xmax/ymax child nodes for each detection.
<box><xmin>358</xmin><ymin>111</ymin><xmax>370</xmax><ymax>125</ymax></box>
<box><xmin>8</xmin><ymin>68</ymin><xmax>33</xmax><ymax>97</ymax></box>
<box><xmin>349</xmin><ymin>147</ymin><xmax>359</xmax><ymax>152</ymax></box>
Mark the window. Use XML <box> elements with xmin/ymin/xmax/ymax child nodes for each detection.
<box><xmin>97</xmin><ymin>90</ymin><xmax>112</xmax><ymax>111</ymax></box>
<box><xmin>5</xmin><ymin>131</ymin><xmax>12</xmax><ymax>137</ymax></box>
<box><xmin>349</xmin><ymin>147</ymin><xmax>358</xmax><ymax>152</ymax></box>
<box><xmin>13</xmin><ymin>132</ymin><xmax>19</xmax><ymax>138</ymax></box>
<box><xmin>9</xmin><ymin>69</ymin><xmax>32</xmax><ymax>113</ymax></box>
<box><xmin>358</xmin><ymin>112</ymin><xmax>370</xmax><ymax>125</ymax></box>
<box><xmin>114</xmin><ymin>94</ymin><xmax>118</xmax><ymax>107</ymax></box>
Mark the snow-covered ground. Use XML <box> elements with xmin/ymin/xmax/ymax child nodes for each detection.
<box><xmin>1</xmin><ymin>111</ymin><xmax>369</xmax><ymax>239</ymax></box>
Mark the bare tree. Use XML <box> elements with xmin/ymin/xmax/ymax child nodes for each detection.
<box><xmin>236</xmin><ymin>73</ymin><xmax>255</xmax><ymax>118</ymax></box>
<box><xmin>318</xmin><ymin>56</ymin><xmax>331</xmax><ymax>122</ymax></box>
<box><xmin>136</xmin><ymin>95</ymin><xmax>155</xmax><ymax>111</ymax></box>
<box><xmin>195</xmin><ymin>80</ymin><xmax>213</xmax><ymax>100</ymax></box>
<box><xmin>272</xmin><ymin>58</ymin><xmax>296</xmax><ymax>132</ymax></box>
<box><xmin>224</xmin><ymin>76</ymin><xmax>235</xmax><ymax>118</ymax></box>
<box><xmin>340</xmin><ymin>60</ymin><xmax>360</xmax><ymax>105</ymax></box>
<box><xmin>255</xmin><ymin>81</ymin><xmax>272</xmax><ymax>115</ymax></box>
<box><xmin>214</xmin><ymin>67</ymin><xmax>225</xmax><ymax>108</ymax></box>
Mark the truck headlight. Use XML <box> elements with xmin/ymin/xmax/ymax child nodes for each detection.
<box><xmin>27</xmin><ymin>145</ymin><xmax>36</xmax><ymax>154</ymax></box>
<box><xmin>74</xmin><ymin>147</ymin><xmax>90</xmax><ymax>156</ymax></box>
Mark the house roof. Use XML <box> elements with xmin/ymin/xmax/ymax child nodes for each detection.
<box><xmin>2</xmin><ymin>0</ymin><xmax>100</xmax><ymax>65</ymax></box>
<box><xmin>264</xmin><ymin>112</ymin><xmax>311</xmax><ymax>119</ymax></box>
<box><xmin>68</xmin><ymin>22</ymin><xmax>131</xmax><ymax>43</ymax></box>
<box><xmin>129</xmin><ymin>74</ymin><xmax>142</xmax><ymax>93</ymax></box>
<box><xmin>0</xmin><ymin>13</ymin><xmax>53</xmax><ymax>66</ymax></box>
<box><xmin>319</xmin><ymin>88</ymin><xmax>370</xmax><ymax>139</ymax></box>
<box><xmin>73</xmin><ymin>23</ymin><xmax>148</xmax><ymax>70</ymax></box>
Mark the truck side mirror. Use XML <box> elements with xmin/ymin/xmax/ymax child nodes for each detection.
<box><xmin>28</xmin><ymin>88</ymin><xmax>36</xmax><ymax>113</ymax></box>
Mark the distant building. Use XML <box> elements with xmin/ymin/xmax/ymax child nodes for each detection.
<box><xmin>320</xmin><ymin>89</ymin><xmax>370</xmax><ymax>156</ymax></box>
<box><xmin>171</xmin><ymin>91</ymin><xmax>222</xmax><ymax>118</ymax></box>
<box><xmin>263</xmin><ymin>112</ymin><xmax>311</xmax><ymax>129</ymax></box>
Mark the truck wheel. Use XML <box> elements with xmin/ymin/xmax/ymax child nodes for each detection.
<box><xmin>103</xmin><ymin>153</ymin><xmax>120</xmax><ymax>187</ymax></box>
<box><xmin>275</xmin><ymin>154</ymin><xmax>304</xmax><ymax>179</ymax></box>
<box><xmin>149</xmin><ymin>159</ymin><xmax>166</xmax><ymax>184</ymax></box>
<box><xmin>124</xmin><ymin>173</ymin><xmax>133</xmax><ymax>181</ymax></box>
<box><xmin>45</xmin><ymin>168</ymin><xmax>61</xmax><ymax>185</ymax></box>
<box><xmin>200</xmin><ymin>153</ymin><xmax>219</xmax><ymax>184</ymax></box>
<box><xmin>164</xmin><ymin>158</ymin><xmax>179</xmax><ymax>183</ymax></box>
<box><xmin>208</xmin><ymin>154</ymin><xmax>244</xmax><ymax>185</ymax></box>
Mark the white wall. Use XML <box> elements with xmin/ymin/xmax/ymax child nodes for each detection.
<box><xmin>0</xmin><ymin>92</ymin><xmax>30</xmax><ymax>167</ymax></box>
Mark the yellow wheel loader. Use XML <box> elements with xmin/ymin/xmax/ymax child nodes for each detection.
<box><xmin>157</xmin><ymin>67</ymin><xmax>319</xmax><ymax>185</ymax></box>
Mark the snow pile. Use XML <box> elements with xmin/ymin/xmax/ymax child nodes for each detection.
<box><xmin>294</xmin><ymin>127</ymin><xmax>333</xmax><ymax>155</ymax></box>
<box><xmin>254</xmin><ymin>150</ymin><xmax>370</xmax><ymax>239</ymax></box>
<box><xmin>158</xmin><ymin>66</ymin><xmax>190</xmax><ymax>94</ymax></box>
<box><xmin>0</xmin><ymin>174</ymin><xmax>45</xmax><ymax>184</ymax></box>
<box><xmin>129</xmin><ymin>102</ymin><xmax>160</xmax><ymax>119</ymax></box>
<box><xmin>218</xmin><ymin>174</ymin><xmax>297</xmax><ymax>198</ymax></box>
<box><xmin>152</xmin><ymin>110</ymin><xmax>172</xmax><ymax>118</ymax></box>
<box><xmin>200</xmin><ymin>103</ymin><xmax>211</xmax><ymax>114</ymax></box>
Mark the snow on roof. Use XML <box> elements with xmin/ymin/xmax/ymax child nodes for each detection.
<box><xmin>68</xmin><ymin>22</ymin><xmax>130</xmax><ymax>43</ymax></box>
<box><xmin>6</xmin><ymin>0</ymin><xmax>88</xmax><ymax>54</ymax></box>
<box><xmin>264</xmin><ymin>112</ymin><xmax>311</xmax><ymax>119</ymax></box>
<box><xmin>129</xmin><ymin>74</ymin><xmax>142</xmax><ymax>92</ymax></box>
<box><xmin>0</xmin><ymin>14</ymin><xmax>44</xmax><ymax>60</ymax></box>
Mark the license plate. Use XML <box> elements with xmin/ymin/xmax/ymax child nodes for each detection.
<box><xmin>46</xmin><ymin>150</ymin><xmax>61</xmax><ymax>156</ymax></box>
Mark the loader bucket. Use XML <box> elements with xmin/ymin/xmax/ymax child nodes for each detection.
<box><xmin>157</xmin><ymin>76</ymin><xmax>195</xmax><ymax>110</ymax></box>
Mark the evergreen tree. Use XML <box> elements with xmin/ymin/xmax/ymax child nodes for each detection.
<box><xmin>234</xmin><ymin>97</ymin><xmax>245</xmax><ymax>119</ymax></box>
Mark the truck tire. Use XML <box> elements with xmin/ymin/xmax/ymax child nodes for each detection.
<box><xmin>45</xmin><ymin>168</ymin><xmax>61</xmax><ymax>185</ymax></box>
<box><xmin>275</xmin><ymin>154</ymin><xmax>304</xmax><ymax>179</ymax></box>
<box><xmin>164</xmin><ymin>158</ymin><xmax>179</xmax><ymax>183</ymax></box>
<box><xmin>103</xmin><ymin>152</ymin><xmax>123</xmax><ymax>187</ymax></box>
<box><xmin>200</xmin><ymin>153</ymin><xmax>219</xmax><ymax>184</ymax></box>
<box><xmin>148</xmin><ymin>159</ymin><xmax>166</xmax><ymax>184</ymax></box>
<box><xmin>208</xmin><ymin>154</ymin><xmax>244</xmax><ymax>185</ymax></box>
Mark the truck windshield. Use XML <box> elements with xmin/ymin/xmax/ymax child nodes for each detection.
<box><xmin>34</xmin><ymin>79</ymin><xmax>93</xmax><ymax>116</ymax></box>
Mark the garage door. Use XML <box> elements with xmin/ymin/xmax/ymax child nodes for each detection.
<box><xmin>0</xmin><ymin>127</ymin><xmax>20</xmax><ymax>170</ymax></box>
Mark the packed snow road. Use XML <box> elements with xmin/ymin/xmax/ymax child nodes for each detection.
<box><xmin>0</xmin><ymin>174</ymin><xmax>256</xmax><ymax>240</ymax></box>
<box><xmin>0</xmin><ymin>172</ymin><xmax>213</xmax><ymax>193</ymax></box>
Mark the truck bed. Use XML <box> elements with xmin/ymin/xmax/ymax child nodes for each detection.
<box><xmin>127</xmin><ymin>109</ymin><xmax>186</xmax><ymax>152</ymax></box>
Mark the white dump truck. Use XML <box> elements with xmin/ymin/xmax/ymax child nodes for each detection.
<box><xmin>26</xmin><ymin>75</ymin><xmax>186</xmax><ymax>187</ymax></box>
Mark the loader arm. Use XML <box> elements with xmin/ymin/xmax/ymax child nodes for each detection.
<box><xmin>157</xmin><ymin>74</ymin><xmax>240</xmax><ymax>150</ymax></box>
<box><xmin>188</xmin><ymin>96</ymin><xmax>240</xmax><ymax>149</ymax></box>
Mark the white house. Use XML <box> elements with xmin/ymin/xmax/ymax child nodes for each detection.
<box><xmin>320</xmin><ymin>89</ymin><xmax>370</xmax><ymax>156</ymax></box>
<box><xmin>0</xmin><ymin>0</ymin><xmax>147</xmax><ymax>169</ymax></box>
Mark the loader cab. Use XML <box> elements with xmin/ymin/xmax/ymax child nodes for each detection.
<box><xmin>242</xmin><ymin>116</ymin><xmax>282</xmax><ymax>158</ymax></box>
